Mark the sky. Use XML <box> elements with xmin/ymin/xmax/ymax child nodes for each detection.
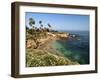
<box><xmin>25</xmin><ymin>12</ymin><xmax>90</xmax><ymax>31</ymax></box>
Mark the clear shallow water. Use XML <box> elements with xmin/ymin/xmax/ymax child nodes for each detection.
<box><xmin>52</xmin><ymin>31</ymin><xmax>89</xmax><ymax>64</ymax></box>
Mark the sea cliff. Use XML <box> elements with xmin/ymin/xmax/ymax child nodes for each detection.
<box><xmin>26</xmin><ymin>32</ymin><xmax>69</xmax><ymax>49</ymax></box>
<box><xmin>26</xmin><ymin>32</ymin><xmax>79</xmax><ymax>67</ymax></box>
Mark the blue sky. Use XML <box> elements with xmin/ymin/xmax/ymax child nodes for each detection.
<box><xmin>25</xmin><ymin>12</ymin><xmax>89</xmax><ymax>31</ymax></box>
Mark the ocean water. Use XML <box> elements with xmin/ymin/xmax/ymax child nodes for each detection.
<box><xmin>52</xmin><ymin>31</ymin><xmax>89</xmax><ymax>64</ymax></box>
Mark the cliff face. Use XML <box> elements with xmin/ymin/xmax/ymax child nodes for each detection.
<box><xmin>55</xmin><ymin>33</ymin><xmax>69</xmax><ymax>39</ymax></box>
<box><xmin>26</xmin><ymin>32</ymin><xmax>69</xmax><ymax>49</ymax></box>
<box><xmin>26</xmin><ymin>39</ymin><xmax>37</xmax><ymax>49</ymax></box>
<box><xmin>47</xmin><ymin>32</ymin><xmax>69</xmax><ymax>38</ymax></box>
<box><xmin>26</xmin><ymin>32</ymin><xmax>80</xmax><ymax>67</ymax></box>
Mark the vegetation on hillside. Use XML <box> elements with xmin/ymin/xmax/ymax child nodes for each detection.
<box><xmin>26</xmin><ymin>17</ymin><xmax>79</xmax><ymax>67</ymax></box>
<box><xmin>26</xmin><ymin>49</ymin><xmax>79</xmax><ymax>67</ymax></box>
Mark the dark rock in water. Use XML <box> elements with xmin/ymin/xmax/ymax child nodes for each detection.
<box><xmin>68</xmin><ymin>34</ymin><xmax>80</xmax><ymax>39</ymax></box>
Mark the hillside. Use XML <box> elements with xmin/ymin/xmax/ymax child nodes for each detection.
<box><xmin>26</xmin><ymin>31</ymin><xmax>79</xmax><ymax>67</ymax></box>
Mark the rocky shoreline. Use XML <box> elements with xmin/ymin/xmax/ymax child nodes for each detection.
<box><xmin>26</xmin><ymin>32</ymin><xmax>80</xmax><ymax>67</ymax></box>
<box><xmin>26</xmin><ymin>32</ymin><xmax>69</xmax><ymax>49</ymax></box>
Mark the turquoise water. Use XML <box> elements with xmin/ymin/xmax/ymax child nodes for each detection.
<box><xmin>52</xmin><ymin>31</ymin><xmax>89</xmax><ymax>64</ymax></box>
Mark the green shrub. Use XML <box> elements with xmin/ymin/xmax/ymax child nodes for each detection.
<box><xmin>26</xmin><ymin>49</ymin><xmax>79</xmax><ymax>67</ymax></box>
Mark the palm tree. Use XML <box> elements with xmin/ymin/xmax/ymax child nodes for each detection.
<box><xmin>28</xmin><ymin>18</ymin><xmax>39</xmax><ymax>47</ymax></box>
<box><xmin>39</xmin><ymin>20</ymin><xmax>42</xmax><ymax>25</ymax></box>
<box><xmin>39</xmin><ymin>20</ymin><xmax>43</xmax><ymax>32</ymax></box>
<box><xmin>29</xmin><ymin>18</ymin><xmax>35</xmax><ymax>35</ymax></box>
<box><xmin>48</xmin><ymin>23</ymin><xmax>52</xmax><ymax>32</ymax></box>
<box><xmin>29</xmin><ymin>18</ymin><xmax>35</xmax><ymax>29</ymax></box>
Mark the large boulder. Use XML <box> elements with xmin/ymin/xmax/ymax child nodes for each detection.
<box><xmin>26</xmin><ymin>39</ymin><xmax>37</xmax><ymax>48</ymax></box>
